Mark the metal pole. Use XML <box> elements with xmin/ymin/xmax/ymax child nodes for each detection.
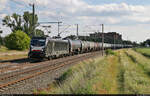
<box><xmin>76</xmin><ymin>24</ymin><xmax>79</xmax><ymax>39</ymax></box>
<box><xmin>114</xmin><ymin>33</ymin><xmax>116</xmax><ymax>49</ymax></box>
<box><xmin>32</xmin><ymin>3</ymin><xmax>35</xmax><ymax>36</ymax></box>
<box><xmin>57</xmin><ymin>22</ymin><xmax>63</xmax><ymax>37</ymax></box>
<box><xmin>58</xmin><ymin>22</ymin><xmax>60</xmax><ymax>36</ymax></box>
<box><xmin>39</xmin><ymin>22</ymin><xmax>62</xmax><ymax>37</ymax></box>
<box><xmin>0</xmin><ymin>30</ymin><xmax>2</xmax><ymax>48</ymax></box>
<box><xmin>102</xmin><ymin>24</ymin><xmax>104</xmax><ymax>56</ymax></box>
<box><xmin>121</xmin><ymin>33</ymin><xmax>123</xmax><ymax>48</ymax></box>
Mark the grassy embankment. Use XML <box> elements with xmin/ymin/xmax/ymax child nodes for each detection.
<box><xmin>0</xmin><ymin>46</ymin><xmax>28</xmax><ymax>61</ymax></box>
<box><xmin>120</xmin><ymin>49</ymin><xmax>150</xmax><ymax>93</ymax></box>
<box><xmin>133</xmin><ymin>48</ymin><xmax>150</xmax><ymax>58</ymax></box>
<box><xmin>35</xmin><ymin>48</ymin><xmax>150</xmax><ymax>94</ymax></box>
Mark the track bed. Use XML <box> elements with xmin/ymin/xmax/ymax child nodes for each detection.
<box><xmin>0</xmin><ymin>51</ymin><xmax>103</xmax><ymax>94</ymax></box>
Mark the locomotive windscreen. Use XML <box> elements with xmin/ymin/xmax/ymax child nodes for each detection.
<box><xmin>31</xmin><ymin>39</ymin><xmax>46</xmax><ymax>47</ymax></box>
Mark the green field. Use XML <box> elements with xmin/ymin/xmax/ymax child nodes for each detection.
<box><xmin>35</xmin><ymin>48</ymin><xmax>150</xmax><ymax>94</ymax></box>
<box><xmin>0</xmin><ymin>46</ymin><xmax>28</xmax><ymax>61</ymax></box>
<box><xmin>134</xmin><ymin>48</ymin><xmax>150</xmax><ymax>58</ymax></box>
<box><xmin>0</xmin><ymin>46</ymin><xmax>10</xmax><ymax>52</ymax></box>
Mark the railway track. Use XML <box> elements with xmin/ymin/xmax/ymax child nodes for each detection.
<box><xmin>0</xmin><ymin>63</ymin><xmax>44</xmax><ymax>74</ymax></box>
<box><xmin>0</xmin><ymin>51</ymin><xmax>102</xmax><ymax>93</ymax></box>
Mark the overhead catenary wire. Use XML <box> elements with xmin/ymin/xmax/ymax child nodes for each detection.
<box><xmin>59</xmin><ymin>25</ymin><xmax>72</xmax><ymax>35</ymax></box>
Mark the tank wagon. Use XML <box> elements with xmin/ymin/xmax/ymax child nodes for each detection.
<box><xmin>80</xmin><ymin>41</ymin><xmax>89</xmax><ymax>53</ymax></box>
<box><xmin>28</xmin><ymin>37</ymin><xmax>132</xmax><ymax>60</ymax></box>
<box><xmin>68</xmin><ymin>39</ymin><xmax>81</xmax><ymax>55</ymax></box>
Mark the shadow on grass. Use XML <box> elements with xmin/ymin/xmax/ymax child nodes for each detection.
<box><xmin>141</xmin><ymin>53</ymin><xmax>150</xmax><ymax>58</ymax></box>
<box><xmin>55</xmin><ymin>69</ymin><xmax>73</xmax><ymax>84</ymax></box>
<box><xmin>133</xmin><ymin>48</ymin><xmax>150</xmax><ymax>58</ymax></box>
<box><xmin>126</xmin><ymin>51</ymin><xmax>150</xmax><ymax>78</ymax></box>
<box><xmin>125</xmin><ymin>52</ymin><xmax>137</xmax><ymax>63</ymax></box>
<box><xmin>117</xmin><ymin>67</ymin><xmax>125</xmax><ymax>93</ymax></box>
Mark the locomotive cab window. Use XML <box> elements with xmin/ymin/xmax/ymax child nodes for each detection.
<box><xmin>31</xmin><ymin>39</ymin><xmax>46</xmax><ymax>47</ymax></box>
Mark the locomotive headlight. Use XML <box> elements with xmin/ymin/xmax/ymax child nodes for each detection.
<box><xmin>42</xmin><ymin>47</ymin><xmax>45</xmax><ymax>51</ymax></box>
<box><xmin>30</xmin><ymin>46</ymin><xmax>33</xmax><ymax>51</ymax></box>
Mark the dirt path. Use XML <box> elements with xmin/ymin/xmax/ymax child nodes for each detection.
<box><xmin>93</xmin><ymin>54</ymin><xmax>120</xmax><ymax>94</ymax></box>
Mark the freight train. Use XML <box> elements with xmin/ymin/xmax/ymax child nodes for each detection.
<box><xmin>28</xmin><ymin>37</ymin><xmax>132</xmax><ymax>60</ymax></box>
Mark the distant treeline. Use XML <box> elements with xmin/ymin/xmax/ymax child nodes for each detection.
<box><xmin>141</xmin><ymin>39</ymin><xmax>150</xmax><ymax>47</ymax></box>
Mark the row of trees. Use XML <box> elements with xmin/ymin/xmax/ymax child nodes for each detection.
<box><xmin>140</xmin><ymin>39</ymin><xmax>150</xmax><ymax>47</ymax></box>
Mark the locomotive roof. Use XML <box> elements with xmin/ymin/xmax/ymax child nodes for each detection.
<box><xmin>47</xmin><ymin>38</ymin><xmax>69</xmax><ymax>43</ymax></box>
<box><xmin>31</xmin><ymin>37</ymin><xmax>47</xmax><ymax>39</ymax></box>
<box><xmin>31</xmin><ymin>36</ymin><xmax>53</xmax><ymax>40</ymax></box>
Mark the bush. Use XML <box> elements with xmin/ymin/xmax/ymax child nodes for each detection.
<box><xmin>105</xmin><ymin>49</ymin><xmax>115</xmax><ymax>55</ymax></box>
<box><xmin>5</xmin><ymin>30</ymin><xmax>30</xmax><ymax>50</ymax></box>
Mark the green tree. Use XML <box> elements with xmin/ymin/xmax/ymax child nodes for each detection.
<box><xmin>2</xmin><ymin>11</ymin><xmax>42</xmax><ymax>38</ymax></box>
<box><xmin>23</xmin><ymin>11</ymin><xmax>39</xmax><ymax>37</ymax></box>
<box><xmin>140</xmin><ymin>39</ymin><xmax>150</xmax><ymax>47</ymax></box>
<box><xmin>35</xmin><ymin>29</ymin><xmax>45</xmax><ymax>37</ymax></box>
<box><xmin>5</xmin><ymin>30</ymin><xmax>30</xmax><ymax>50</ymax></box>
<box><xmin>2</xmin><ymin>13</ymin><xmax>22</xmax><ymax>32</ymax></box>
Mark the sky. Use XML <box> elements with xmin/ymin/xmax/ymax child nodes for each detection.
<box><xmin>0</xmin><ymin>0</ymin><xmax>150</xmax><ymax>43</ymax></box>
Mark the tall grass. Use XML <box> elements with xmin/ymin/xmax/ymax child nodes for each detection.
<box><xmin>51</xmin><ymin>58</ymin><xmax>104</xmax><ymax>94</ymax></box>
<box><xmin>123</xmin><ymin>49</ymin><xmax>150</xmax><ymax>94</ymax></box>
<box><xmin>37</xmin><ymin>49</ymin><xmax>150</xmax><ymax>94</ymax></box>
<box><xmin>105</xmin><ymin>49</ymin><xmax>116</xmax><ymax>56</ymax></box>
<box><xmin>134</xmin><ymin>48</ymin><xmax>150</xmax><ymax>58</ymax></box>
<box><xmin>127</xmin><ymin>49</ymin><xmax>150</xmax><ymax>76</ymax></box>
<box><xmin>0</xmin><ymin>46</ymin><xmax>28</xmax><ymax>53</ymax></box>
<box><xmin>57</xmin><ymin>58</ymin><xmax>108</xmax><ymax>94</ymax></box>
<box><xmin>0</xmin><ymin>46</ymin><xmax>9</xmax><ymax>52</ymax></box>
<box><xmin>39</xmin><ymin>54</ymin><xmax>120</xmax><ymax>94</ymax></box>
<box><xmin>117</xmin><ymin>53</ymin><xmax>125</xmax><ymax>93</ymax></box>
<box><xmin>0</xmin><ymin>46</ymin><xmax>28</xmax><ymax>60</ymax></box>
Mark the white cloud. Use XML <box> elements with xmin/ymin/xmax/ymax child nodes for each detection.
<box><xmin>31</xmin><ymin>1</ymin><xmax>150</xmax><ymax>25</ymax></box>
<box><xmin>0</xmin><ymin>0</ymin><xmax>7</xmax><ymax>11</ymax></box>
<box><xmin>109</xmin><ymin>24</ymin><xmax>150</xmax><ymax>43</ymax></box>
<box><xmin>0</xmin><ymin>13</ymin><xmax>7</xmax><ymax>20</ymax></box>
<box><xmin>2</xmin><ymin>0</ymin><xmax>150</xmax><ymax>42</ymax></box>
<box><xmin>86</xmin><ymin>3</ymin><xmax>146</xmax><ymax>16</ymax></box>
